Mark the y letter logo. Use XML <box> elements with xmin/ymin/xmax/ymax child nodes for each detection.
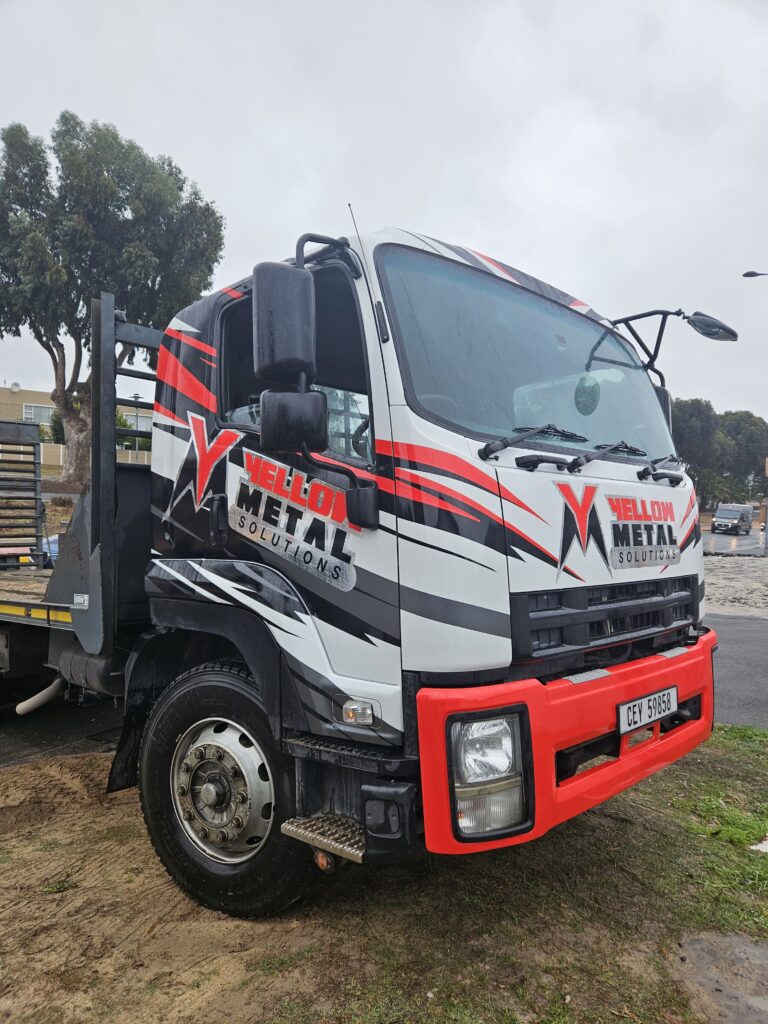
<box><xmin>188</xmin><ymin>413</ymin><xmax>243</xmax><ymax>508</ymax></box>
<box><xmin>555</xmin><ymin>481</ymin><xmax>610</xmax><ymax>573</ymax></box>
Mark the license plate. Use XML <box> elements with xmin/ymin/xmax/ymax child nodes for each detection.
<box><xmin>618</xmin><ymin>686</ymin><xmax>678</xmax><ymax>734</ymax></box>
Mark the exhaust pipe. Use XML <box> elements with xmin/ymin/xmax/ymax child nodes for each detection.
<box><xmin>16</xmin><ymin>676</ymin><xmax>63</xmax><ymax>716</ymax></box>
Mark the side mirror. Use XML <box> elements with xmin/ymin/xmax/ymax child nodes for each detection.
<box><xmin>253</xmin><ymin>262</ymin><xmax>316</xmax><ymax>389</ymax></box>
<box><xmin>686</xmin><ymin>311</ymin><xmax>738</xmax><ymax>342</ymax></box>
<box><xmin>654</xmin><ymin>384</ymin><xmax>672</xmax><ymax>429</ymax></box>
<box><xmin>346</xmin><ymin>480</ymin><xmax>379</xmax><ymax>529</ymax></box>
<box><xmin>260</xmin><ymin>390</ymin><xmax>328</xmax><ymax>453</ymax></box>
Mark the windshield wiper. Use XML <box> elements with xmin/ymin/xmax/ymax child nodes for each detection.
<box><xmin>478</xmin><ymin>423</ymin><xmax>588</xmax><ymax>461</ymax></box>
<box><xmin>636</xmin><ymin>452</ymin><xmax>684</xmax><ymax>485</ymax></box>
<box><xmin>636</xmin><ymin>453</ymin><xmax>681</xmax><ymax>479</ymax></box>
<box><xmin>568</xmin><ymin>439</ymin><xmax>647</xmax><ymax>473</ymax></box>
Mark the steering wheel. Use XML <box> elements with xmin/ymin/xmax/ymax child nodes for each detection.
<box><xmin>352</xmin><ymin>416</ymin><xmax>371</xmax><ymax>460</ymax></box>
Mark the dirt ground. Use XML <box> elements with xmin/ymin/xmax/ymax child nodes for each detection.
<box><xmin>1</xmin><ymin>727</ymin><xmax>767</xmax><ymax>1024</ymax></box>
<box><xmin>672</xmin><ymin>933</ymin><xmax>768</xmax><ymax>1023</ymax></box>
<box><xmin>0</xmin><ymin>754</ymin><xmax>340</xmax><ymax>1024</ymax></box>
<box><xmin>704</xmin><ymin>555</ymin><xmax>768</xmax><ymax>617</ymax></box>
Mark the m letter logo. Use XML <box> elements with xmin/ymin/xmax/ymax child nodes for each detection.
<box><xmin>188</xmin><ymin>413</ymin><xmax>243</xmax><ymax>508</ymax></box>
<box><xmin>555</xmin><ymin>482</ymin><xmax>610</xmax><ymax>573</ymax></box>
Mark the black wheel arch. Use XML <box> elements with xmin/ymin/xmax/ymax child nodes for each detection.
<box><xmin>108</xmin><ymin>600</ymin><xmax>283</xmax><ymax>793</ymax></box>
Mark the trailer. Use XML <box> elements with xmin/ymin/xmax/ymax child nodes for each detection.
<box><xmin>0</xmin><ymin>229</ymin><xmax>723</xmax><ymax>916</ymax></box>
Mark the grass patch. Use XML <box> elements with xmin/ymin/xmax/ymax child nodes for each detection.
<box><xmin>252</xmin><ymin>943</ymin><xmax>319</xmax><ymax>976</ymax></box>
<box><xmin>283</xmin><ymin>724</ymin><xmax>768</xmax><ymax>1024</ymax></box>
<box><xmin>5</xmin><ymin>726</ymin><xmax>767</xmax><ymax>1024</ymax></box>
<box><xmin>42</xmin><ymin>877</ymin><xmax>76</xmax><ymax>894</ymax></box>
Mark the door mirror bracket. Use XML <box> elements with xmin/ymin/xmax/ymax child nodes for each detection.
<box><xmin>300</xmin><ymin>445</ymin><xmax>379</xmax><ymax>530</ymax></box>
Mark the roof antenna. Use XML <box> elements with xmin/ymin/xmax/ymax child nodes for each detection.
<box><xmin>347</xmin><ymin>203</ymin><xmax>374</xmax><ymax>280</ymax></box>
<box><xmin>347</xmin><ymin>202</ymin><xmax>362</xmax><ymax>243</ymax></box>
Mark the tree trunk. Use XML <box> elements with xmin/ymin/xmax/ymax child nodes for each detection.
<box><xmin>57</xmin><ymin>394</ymin><xmax>92</xmax><ymax>488</ymax></box>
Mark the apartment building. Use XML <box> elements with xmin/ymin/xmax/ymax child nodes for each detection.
<box><xmin>0</xmin><ymin>383</ymin><xmax>151</xmax><ymax>471</ymax></box>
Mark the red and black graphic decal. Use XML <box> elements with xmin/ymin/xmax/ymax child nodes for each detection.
<box><xmin>320</xmin><ymin>441</ymin><xmax>584</xmax><ymax>577</ymax></box>
<box><xmin>556</xmin><ymin>482</ymin><xmax>609</xmax><ymax>574</ymax></box>
<box><xmin>157</xmin><ymin>346</ymin><xmax>218</xmax><ymax>414</ymax></box>
<box><xmin>681</xmin><ymin>489</ymin><xmax>698</xmax><ymax>528</ymax></box>
<box><xmin>189</xmin><ymin>414</ymin><xmax>243</xmax><ymax>509</ymax></box>
<box><xmin>678</xmin><ymin>515</ymin><xmax>701</xmax><ymax>555</ymax></box>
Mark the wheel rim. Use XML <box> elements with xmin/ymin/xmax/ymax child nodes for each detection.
<box><xmin>170</xmin><ymin>718</ymin><xmax>275</xmax><ymax>863</ymax></box>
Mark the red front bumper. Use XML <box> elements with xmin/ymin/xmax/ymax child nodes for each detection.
<box><xmin>417</xmin><ymin>629</ymin><xmax>716</xmax><ymax>854</ymax></box>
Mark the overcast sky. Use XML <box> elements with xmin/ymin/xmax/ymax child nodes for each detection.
<box><xmin>1</xmin><ymin>0</ymin><xmax>767</xmax><ymax>417</ymax></box>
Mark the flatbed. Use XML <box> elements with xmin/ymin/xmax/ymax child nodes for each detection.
<box><xmin>1</xmin><ymin>568</ymin><xmax>52</xmax><ymax>601</ymax></box>
<box><xmin>0</xmin><ymin>568</ymin><xmax>72</xmax><ymax>628</ymax></box>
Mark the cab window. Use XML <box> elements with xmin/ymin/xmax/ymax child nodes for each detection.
<box><xmin>313</xmin><ymin>264</ymin><xmax>371</xmax><ymax>462</ymax></box>
<box><xmin>220</xmin><ymin>264</ymin><xmax>372</xmax><ymax>462</ymax></box>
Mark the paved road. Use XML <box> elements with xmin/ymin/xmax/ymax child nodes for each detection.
<box><xmin>703</xmin><ymin>528</ymin><xmax>765</xmax><ymax>555</ymax></box>
<box><xmin>708</xmin><ymin>612</ymin><xmax>768</xmax><ymax>729</ymax></box>
<box><xmin>0</xmin><ymin>613</ymin><xmax>763</xmax><ymax>768</ymax></box>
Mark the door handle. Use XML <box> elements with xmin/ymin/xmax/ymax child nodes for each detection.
<box><xmin>209</xmin><ymin>493</ymin><xmax>228</xmax><ymax>547</ymax></box>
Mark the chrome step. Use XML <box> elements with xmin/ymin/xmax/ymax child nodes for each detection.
<box><xmin>281</xmin><ymin>813</ymin><xmax>366</xmax><ymax>863</ymax></box>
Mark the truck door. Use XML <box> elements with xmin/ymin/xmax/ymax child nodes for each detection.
<box><xmin>216</xmin><ymin>262</ymin><xmax>402</xmax><ymax>743</ymax></box>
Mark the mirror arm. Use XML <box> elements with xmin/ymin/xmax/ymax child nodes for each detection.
<box><xmin>299</xmin><ymin>444</ymin><xmax>379</xmax><ymax>530</ymax></box>
<box><xmin>584</xmin><ymin>326</ymin><xmax>613</xmax><ymax>372</ymax></box>
<box><xmin>300</xmin><ymin>443</ymin><xmax>361</xmax><ymax>490</ymax></box>
<box><xmin>610</xmin><ymin>308</ymin><xmax>684</xmax><ymax>381</ymax></box>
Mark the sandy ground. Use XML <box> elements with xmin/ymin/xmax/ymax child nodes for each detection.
<box><xmin>1</xmin><ymin>742</ymin><xmax>766</xmax><ymax>1022</ymax></box>
<box><xmin>0</xmin><ymin>755</ymin><xmax>337</xmax><ymax>1024</ymax></box>
<box><xmin>704</xmin><ymin>555</ymin><xmax>768</xmax><ymax>617</ymax></box>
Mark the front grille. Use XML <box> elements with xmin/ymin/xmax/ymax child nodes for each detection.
<box><xmin>588</xmin><ymin>581</ymin><xmax>658</xmax><ymax>605</ymax></box>
<box><xmin>514</xmin><ymin>575</ymin><xmax>699</xmax><ymax>667</ymax></box>
<box><xmin>589</xmin><ymin>610</ymin><xmax>658</xmax><ymax>641</ymax></box>
<box><xmin>531</xmin><ymin>625</ymin><xmax>563</xmax><ymax>652</ymax></box>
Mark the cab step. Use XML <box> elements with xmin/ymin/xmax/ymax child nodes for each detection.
<box><xmin>281</xmin><ymin>813</ymin><xmax>366</xmax><ymax>863</ymax></box>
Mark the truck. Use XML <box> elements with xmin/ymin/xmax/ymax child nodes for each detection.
<box><xmin>0</xmin><ymin>228</ymin><xmax>728</xmax><ymax>917</ymax></box>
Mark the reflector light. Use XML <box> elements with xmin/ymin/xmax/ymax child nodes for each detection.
<box><xmin>343</xmin><ymin>699</ymin><xmax>374</xmax><ymax>725</ymax></box>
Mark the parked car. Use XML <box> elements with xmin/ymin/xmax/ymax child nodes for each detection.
<box><xmin>711</xmin><ymin>504</ymin><xmax>753</xmax><ymax>535</ymax></box>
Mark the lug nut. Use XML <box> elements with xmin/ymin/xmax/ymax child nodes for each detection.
<box><xmin>199</xmin><ymin>826</ymin><xmax>209</xmax><ymax>839</ymax></box>
<box><xmin>214</xmin><ymin>747</ymin><xmax>224</xmax><ymax>761</ymax></box>
<box><xmin>232</xmin><ymin>816</ymin><xmax>243</xmax><ymax>830</ymax></box>
<box><xmin>180</xmin><ymin>761</ymin><xmax>191</xmax><ymax>773</ymax></box>
<box><xmin>237</xmin><ymin>791</ymin><xmax>248</xmax><ymax>804</ymax></box>
<box><xmin>216</xmin><ymin>830</ymin><xmax>228</xmax><ymax>843</ymax></box>
<box><xmin>230</xmin><ymin>765</ymin><xmax>240</xmax><ymax>778</ymax></box>
<box><xmin>177</xmin><ymin>784</ymin><xmax>188</xmax><ymax>797</ymax></box>
<box><xmin>194</xmin><ymin>748</ymin><xmax>205</xmax><ymax>761</ymax></box>
<box><xmin>182</xmin><ymin>809</ymin><xmax>194</xmax><ymax>822</ymax></box>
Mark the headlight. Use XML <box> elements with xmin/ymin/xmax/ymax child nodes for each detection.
<box><xmin>450</xmin><ymin>714</ymin><xmax>528</xmax><ymax>836</ymax></box>
<box><xmin>451</xmin><ymin>716</ymin><xmax>520</xmax><ymax>784</ymax></box>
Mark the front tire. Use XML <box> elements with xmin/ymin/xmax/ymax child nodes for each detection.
<box><xmin>138</xmin><ymin>661</ymin><xmax>313</xmax><ymax>918</ymax></box>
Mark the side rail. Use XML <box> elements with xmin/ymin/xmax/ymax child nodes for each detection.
<box><xmin>0</xmin><ymin>420</ymin><xmax>44</xmax><ymax>570</ymax></box>
<box><xmin>90</xmin><ymin>293</ymin><xmax>163</xmax><ymax>655</ymax></box>
<box><xmin>55</xmin><ymin>295</ymin><xmax>163</xmax><ymax>657</ymax></box>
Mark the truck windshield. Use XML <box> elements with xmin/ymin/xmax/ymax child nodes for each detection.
<box><xmin>716</xmin><ymin>509</ymin><xmax>740</xmax><ymax>519</ymax></box>
<box><xmin>377</xmin><ymin>245</ymin><xmax>675</xmax><ymax>460</ymax></box>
